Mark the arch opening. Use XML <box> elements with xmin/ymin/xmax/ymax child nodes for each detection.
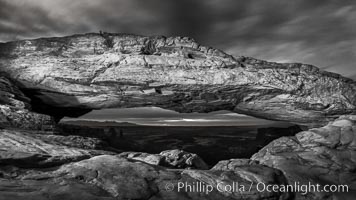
<box><xmin>58</xmin><ymin>107</ymin><xmax>303</xmax><ymax>165</ymax></box>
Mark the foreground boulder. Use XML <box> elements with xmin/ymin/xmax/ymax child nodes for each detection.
<box><xmin>0</xmin><ymin>154</ymin><xmax>291</xmax><ymax>200</ymax></box>
<box><xmin>160</xmin><ymin>149</ymin><xmax>210</xmax><ymax>169</ymax></box>
<box><xmin>119</xmin><ymin>149</ymin><xmax>209</xmax><ymax>169</ymax></box>
<box><xmin>252</xmin><ymin>115</ymin><xmax>356</xmax><ymax>199</ymax></box>
<box><xmin>0</xmin><ymin>129</ymin><xmax>113</xmax><ymax>167</ymax></box>
<box><xmin>0</xmin><ymin>128</ymin><xmax>291</xmax><ymax>200</ymax></box>
<box><xmin>0</xmin><ymin>33</ymin><xmax>355</xmax><ymax>126</ymax></box>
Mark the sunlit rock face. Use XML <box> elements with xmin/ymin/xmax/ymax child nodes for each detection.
<box><xmin>252</xmin><ymin>115</ymin><xmax>356</xmax><ymax>200</ymax></box>
<box><xmin>118</xmin><ymin>149</ymin><xmax>210</xmax><ymax>169</ymax></box>
<box><xmin>0</xmin><ymin>33</ymin><xmax>355</xmax><ymax>126</ymax></box>
<box><xmin>0</xmin><ymin>129</ymin><xmax>113</xmax><ymax>167</ymax></box>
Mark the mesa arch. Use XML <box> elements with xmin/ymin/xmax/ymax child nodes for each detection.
<box><xmin>0</xmin><ymin>33</ymin><xmax>355</xmax><ymax>126</ymax></box>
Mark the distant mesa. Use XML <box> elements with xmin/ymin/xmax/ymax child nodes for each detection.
<box><xmin>60</xmin><ymin>120</ymin><xmax>140</xmax><ymax>127</ymax></box>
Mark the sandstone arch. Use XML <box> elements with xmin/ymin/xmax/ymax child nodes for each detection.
<box><xmin>0</xmin><ymin>33</ymin><xmax>355</xmax><ymax>126</ymax></box>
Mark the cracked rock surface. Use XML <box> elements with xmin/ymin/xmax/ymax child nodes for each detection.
<box><xmin>0</xmin><ymin>33</ymin><xmax>355</xmax><ymax>126</ymax></box>
<box><xmin>0</xmin><ymin>129</ymin><xmax>114</xmax><ymax>168</ymax></box>
<box><xmin>252</xmin><ymin>115</ymin><xmax>356</xmax><ymax>200</ymax></box>
<box><xmin>118</xmin><ymin>149</ymin><xmax>209</xmax><ymax>169</ymax></box>
<box><xmin>0</xmin><ymin>129</ymin><xmax>291</xmax><ymax>200</ymax></box>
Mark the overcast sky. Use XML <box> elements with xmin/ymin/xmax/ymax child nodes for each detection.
<box><xmin>0</xmin><ymin>0</ymin><xmax>355</xmax><ymax>79</ymax></box>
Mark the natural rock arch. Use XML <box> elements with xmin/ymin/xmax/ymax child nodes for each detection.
<box><xmin>1</xmin><ymin>33</ymin><xmax>356</xmax><ymax>200</ymax></box>
<box><xmin>0</xmin><ymin>33</ymin><xmax>355</xmax><ymax>126</ymax></box>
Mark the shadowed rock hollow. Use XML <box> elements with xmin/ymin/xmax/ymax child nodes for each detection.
<box><xmin>0</xmin><ymin>76</ymin><xmax>53</xmax><ymax>129</ymax></box>
<box><xmin>0</xmin><ymin>33</ymin><xmax>355</xmax><ymax>126</ymax></box>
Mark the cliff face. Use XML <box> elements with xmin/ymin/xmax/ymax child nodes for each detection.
<box><xmin>0</xmin><ymin>33</ymin><xmax>355</xmax><ymax>126</ymax></box>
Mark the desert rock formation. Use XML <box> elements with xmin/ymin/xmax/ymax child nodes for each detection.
<box><xmin>0</xmin><ymin>33</ymin><xmax>355</xmax><ymax>126</ymax></box>
<box><xmin>0</xmin><ymin>33</ymin><xmax>355</xmax><ymax>199</ymax></box>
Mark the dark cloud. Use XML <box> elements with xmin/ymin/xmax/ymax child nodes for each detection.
<box><xmin>0</xmin><ymin>1</ymin><xmax>67</xmax><ymax>41</ymax></box>
<box><xmin>0</xmin><ymin>0</ymin><xmax>355</xmax><ymax>78</ymax></box>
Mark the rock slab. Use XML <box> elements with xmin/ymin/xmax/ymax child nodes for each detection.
<box><xmin>0</xmin><ymin>33</ymin><xmax>355</xmax><ymax>126</ymax></box>
<box><xmin>252</xmin><ymin>115</ymin><xmax>356</xmax><ymax>199</ymax></box>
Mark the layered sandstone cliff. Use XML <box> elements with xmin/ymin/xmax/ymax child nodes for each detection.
<box><xmin>0</xmin><ymin>33</ymin><xmax>355</xmax><ymax>126</ymax></box>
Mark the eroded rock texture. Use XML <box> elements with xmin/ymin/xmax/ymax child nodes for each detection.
<box><xmin>0</xmin><ymin>76</ymin><xmax>53</xmax><ymax>130</ymax></box>
<box><xmin>0</xmin><ymin>129</ymin><xmax>114</xmax><ymax>167</ymax></box>
<box><xmin>252</xmin><ymin>115</ymin><xmax>356</xmax><ymax>199</ymax></box>
<box><xmin>0</xmin><ymin>129</ymin><xmax>290</xmax><ymax>200</ymax></box>
<box><xmin>0</xmin><ymin>155</ymin><xmax>292</xmax><ymax>200</ymax></box>
<box><xmin>118</xmin><ymin>149</ymin><xmax>209</xmax><ymax>169</ymax></box>
<box><xmin>0</xmin><ymin>33</ymin><xmax>355</xmax><ymax>126</ymax></box>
